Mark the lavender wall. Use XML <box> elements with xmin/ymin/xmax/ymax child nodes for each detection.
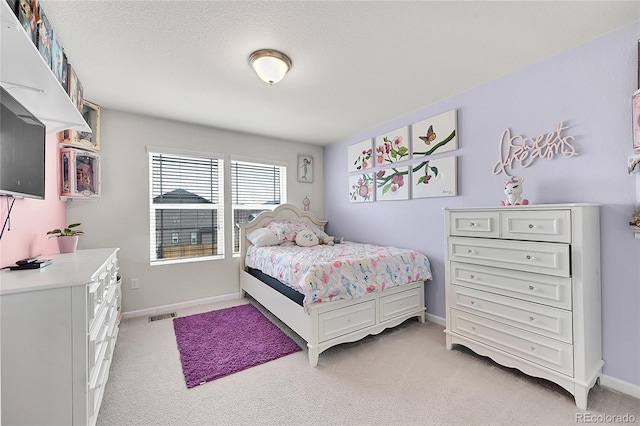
<box><xmin>324</xmin><ymin>22</ymin><xmax>640</xmax><ymax>387</ymax></box>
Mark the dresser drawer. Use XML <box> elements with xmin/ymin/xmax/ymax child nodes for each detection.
<box><xmin>501</xmin><ymin>210</ymin><xmax>571</xmax><ymax>243</ymax></box>
<box><xmin>449</xmin><ymin>237</ymin><xmax>570</xmax><ymax>277</ymax></box>
<box><xmin>449</xmin><ymin>211</ymin><xmax>500</xmax><ymax>238</ymax></box>
<box><xmin>449</xmin><ymin>262</ymin><xmax>571</xmax><ymax>309</ymax></box>
<box><xmin>379</xmin><ymin>287</ymin><xmax>422</xmax><ymax>322</ymax></box>
<box><xmin>450</xmin><ymin>285</ymin><xmax>572</xmax><ymax>343</ymax></box>
<box><xmin>87</xmin><ymin>280</ymin><xmax>104</xmax><ymax>323</ymax></box>
<box><xmin>450</xmin><ymin>309</ymin><xmax>573</xmax><ymax>376</ymax></box>
<box><xmin>319</xmin><ymin>300</ymin><xmax>376</xmax><ymax>342</ymax></box>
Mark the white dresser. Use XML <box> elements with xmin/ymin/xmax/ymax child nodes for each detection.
<box><xmin>444</xmin><ymin>205</ymin><xmax>602</xmax><ymax>409</ymax></box>
<box><xmin>1</xmin><ymin>248</ymin><xmax>121</xmax><ymax>426</ymax></box>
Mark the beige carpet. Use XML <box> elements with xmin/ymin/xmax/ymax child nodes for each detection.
<box><xmin>97</xmin><ymin>298</ymin><xmax>639</xmax><ymax>426</ymax></box>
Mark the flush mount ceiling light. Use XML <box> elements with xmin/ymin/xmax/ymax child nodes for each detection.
<box><xmin>249</xmin><ymin>49</ymin><xmax>292</xmax><ymax>85</ymax></box>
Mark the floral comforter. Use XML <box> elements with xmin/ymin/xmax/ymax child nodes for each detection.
<box><xmin>245</xmin><ymin>241</ymin><xmax>432</xmax><ymax>311</ymax></box>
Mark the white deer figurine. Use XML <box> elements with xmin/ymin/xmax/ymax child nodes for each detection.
<box><xmin>501</xmin><ymin>176</ymin><xmax>529</xmax><ymax>206</ymax></box>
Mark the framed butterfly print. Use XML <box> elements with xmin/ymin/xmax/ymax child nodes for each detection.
<box><xmin>375</xmin><ymin>126</ymin><xmax>409</xmax><ymax>166</ymax></box>
<box><xmin>411</xmin><ymin>109</ymin><xmax>458</xmax><ymax>158</ymax></box>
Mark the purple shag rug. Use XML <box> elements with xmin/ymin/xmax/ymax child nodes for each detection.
<box><xmin>173</xmin><ymin>303</ymin><xmax>301</xmax><ymax>388</ymax></box>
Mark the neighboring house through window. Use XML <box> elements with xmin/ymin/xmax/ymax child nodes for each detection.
<box><xmin>149</xmin><ymin>150</ymin><xmax>224</xmax><ymax>264</ymax></box>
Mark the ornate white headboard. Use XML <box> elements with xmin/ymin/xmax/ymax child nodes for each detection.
<box><xmin>238</xmin><ymin>203</ymin><xmax>327</xmax><ymax>269</ymax></box>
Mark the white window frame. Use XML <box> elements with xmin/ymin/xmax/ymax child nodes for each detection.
<box><xmin>148</xmin><ymin>147</ymin><xmax>225</xmax><ymax>266</ymax></box>
<box><xmin>231</xmin><ymin>157</ymin><xmax>287</xmax><ymax>255</ymax></box>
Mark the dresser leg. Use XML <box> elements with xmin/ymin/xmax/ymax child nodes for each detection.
<box><xmin>574</xmin><ymin>385</ymin><xmax>589</xmax><ymax>410</ymax></box>
<box><xmin>446</xmin><ymin>333</ymin><xmax>452</xmax><ymax>350</ymax></box>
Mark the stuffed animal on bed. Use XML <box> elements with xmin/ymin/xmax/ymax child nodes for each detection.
<box><xmin>295</xmin><ymin>230</ymin><xmax>319</xmax><ymax>247</ymax></box>
<box><xmin>500</xmin><ymin>176</ymin><xmax>529</xmax><ymax>206</ymax></box>
<box><xmin>295</xmin><ymin>229</ymin><xmax>334</xmax><ymax>246</ymax></box>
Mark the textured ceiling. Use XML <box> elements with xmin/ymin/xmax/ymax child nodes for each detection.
<box><xmin>40</xmin><ymin>1</ymin><xmax>639</xmax><ymax>146</ymax></box>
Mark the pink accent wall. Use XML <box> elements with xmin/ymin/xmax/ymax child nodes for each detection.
<box><xmin>0</xmin><ymin>133</ymin><xmax>66</xmax><ymax>267</ymax></box>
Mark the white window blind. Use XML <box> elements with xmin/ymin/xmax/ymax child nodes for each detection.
<box><xmin>231</xmin><ymin>160</ymin><xmax>287</xmax><ymax>253</ymax></box>
<box><xmin>149</xmin><ymin>152</ymin><xmax>224</xmax><ymax>264</ymax></box>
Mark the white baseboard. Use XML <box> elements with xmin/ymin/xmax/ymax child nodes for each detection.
<box><xmin>122</xmin><ymin>293</ymin><xmax>242</xmax><ymax>320</ymax></box>
<box><xmin>600</xmin><ymin>374</ymin><xmax>640</xmax><ymax>399</ymax></box>
<box><xmin>425</xmin><ymin>312</ymin><xmax>446</xmax><ymax>326</ymax></box>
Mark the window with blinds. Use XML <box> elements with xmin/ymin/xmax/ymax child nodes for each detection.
<box><xmin>149</xmin><ymin>152</ymin><xmax>224</xmax><ymax>264</ymax></box>
<box><xmin>231</xmin><ymin>160</ymin><xmax>287</xmax><ymax>253</ymax></box>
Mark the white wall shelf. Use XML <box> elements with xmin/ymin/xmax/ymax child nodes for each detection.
<box><xmin>0</xmin><ymin>1</ymin><xmax>90</xmax><ymax>134</ymax></box>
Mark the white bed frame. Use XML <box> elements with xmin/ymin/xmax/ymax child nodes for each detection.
<box><xmin>239</xmin><ymin>203</ymin><xmax>426</xmax><ymax>366</ymax></box>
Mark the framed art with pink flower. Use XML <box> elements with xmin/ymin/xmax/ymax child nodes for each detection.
<box><xmin>375</xmin><ymin>166</ymin><xmax>409</xmax><ymax>201</ymax></box>
<box><xmin>411</xmin><ymin>109</ymin><xmax>457</xmax><ymax>158</ymax></box>
<box><xmin>411</xmin><ymin>156</ymin><xmax>457</xmax><ymax>198</ymax></box>
<box><xmin>633</xmin><ymin>89</ymin><xmax>640</xmax><ymax>153</ymax></box>
<box><xmin>349</xmin><ymin>173</ymin><xmax>374</xmax><ymax>203</ymax></box>
<box><xmin>375</xmin><ymin>127</ymin><xmax>409</xmax><ymax>166</ymax></box>
<box><xmin>348</xmin><ymin>139</ymin><xmax>373</xmax><ymax>172</ymax></box>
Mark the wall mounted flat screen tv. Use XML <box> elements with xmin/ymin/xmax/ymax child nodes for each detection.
<box><xmin>0</xmin><ymin>86</ymin><xmax>46</xmax><ymax>199</ymax></box>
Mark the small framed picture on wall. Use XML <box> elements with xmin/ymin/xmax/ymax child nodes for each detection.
<box><xmin>633</xmin><ymin>89</ymin><xmax>640</xmax><ymax>153</ymax></box>
<box><xmin>298</xmin><ymin>155</ymin><xmax>313</xmax><ymax>183</ymax></box>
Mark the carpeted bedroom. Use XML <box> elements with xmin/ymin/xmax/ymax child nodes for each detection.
<box><xmin>96</xmin><ymin>298</ymin><xmax>639</xmax><ymax>426</ymax></box>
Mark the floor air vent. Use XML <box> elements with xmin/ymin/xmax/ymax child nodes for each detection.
<box><xmin>148</xmin><ymin>312</ymin><xmax>177</xmax><ymax>322</ymax></box>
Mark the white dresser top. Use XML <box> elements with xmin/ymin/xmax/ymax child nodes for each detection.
<box><xmin>0</xmin><ymin>248</ymin><xmax>119</xmax><ymax>295</ymax></box>
<box><xmin>444</xmin><ymin>203</ymin><xmax>600</xmax><ymax>212</ymax></box>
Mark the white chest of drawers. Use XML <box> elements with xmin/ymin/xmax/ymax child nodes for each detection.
<box><xmin>1</xmin><ymin>248</ymin><xmax>121</xmax><ymax>426</ymax></box>
<box><xmin>444</xmin><ymin>205</ymin><xmax>602</xmax><ymax>409</ymax></box>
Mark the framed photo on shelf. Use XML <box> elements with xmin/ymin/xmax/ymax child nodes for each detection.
<box><xmin>60</xmin><ymin>147</ymin><xmax>100</xmax><ymax>198</ymax></box>
<box><xmin>66</xmin><ymin>64</ymin><xmax>78</xmax><ymax>110</ymax></box>
<box><xmin>60</xmin><ymin>100</ymin><xmax>101</xmax><ymax>151</ymax></box>
<box><xmin>37</xmin><ymin>7</ymin><xmax>52</xmax><ymax>68</ymax></box>
<box><xmin>297</xmin><ymin>155</ymin><xmax>313</xmax><ymax>183</ymax></box>
<box><xmin>17</xmin><ymin>0</ymin><xmax>36</xmax><ymax>44</ymax></box>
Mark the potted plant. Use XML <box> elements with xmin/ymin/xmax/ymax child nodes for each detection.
<box><xmin>47</xmin><ymin>223</ymin><xmax>84</xmax><ymax>253</ymax></box>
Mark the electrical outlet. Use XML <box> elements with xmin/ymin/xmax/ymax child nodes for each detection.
<box><xmin>130</xmin><ymin>278</ymin><xmax>139</xmax><ymax>289</ymax></box>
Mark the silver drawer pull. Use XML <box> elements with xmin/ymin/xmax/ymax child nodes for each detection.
<box><xmin>528</xmin><ymin>285</ymin><xmax>535</xmax><ymax>290</ymax></box>
<box><xmin>470</xmin><ymin>301</ymin><xmax>475</xmax><ymax>305</ymax></box>
<box><xmin>467</xmin><ymin>249</ymin><xmax>473</xmax><ymax>254</ymax></box>
<box><xmin>529</xmin><ymin>316</ymin><xmax>535</xmax><ymax>321</ymax></box>
<box><xmin>471</xmin><ymin>326</ymin><xmax>476</xmax><ymax>331</ymax></box>
<box><xmin>530</xmin><ymin>346</ymin><xmax>536</xmax><ymax>351</ymax></box>
<box><xmin>469</xmin><ymin>222</ymin><xmax>476</xmax><ymax>227</ymax></box>
<box><xmin>528</xmin><ymin>224</ymin><xmax>535</xmax><ymax>229</ymax></box>
<box><xmin>469</xmin><ymin>274</ymin><xmax>476</xmax><ymax>279</ymax></box>
<box><xmin>525</xmin><ymin>255</ymin><xmax>532</xmax><ymax>260</ymax></box>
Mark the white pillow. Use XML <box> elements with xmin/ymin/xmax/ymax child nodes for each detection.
<box><xmin>295</xmin><ymin>229</ymin><xmax>319</xmax><ymax>247</ymax></box>
<box><xmin>246</xmin><ymin>228</ymin><xmax>281</xmax><ymax>247</ymax></box>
